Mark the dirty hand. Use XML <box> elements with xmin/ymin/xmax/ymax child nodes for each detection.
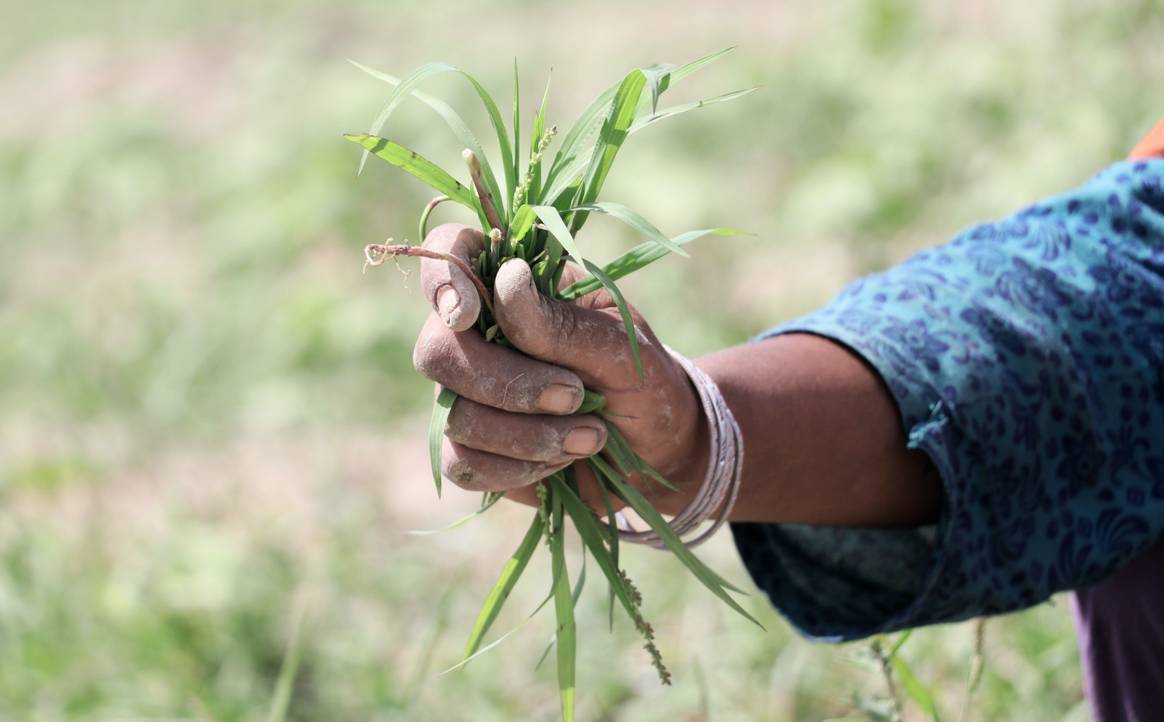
<box><xmin>411</xmin><ymin>223</ymin><xmax>707</xmax><ymax>513</ymax></box>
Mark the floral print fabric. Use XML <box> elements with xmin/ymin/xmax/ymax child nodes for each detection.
<box><xmin>731</xmin><ymin>159</ymin><xmax>1164</xmax><ymax>640</ymax></box>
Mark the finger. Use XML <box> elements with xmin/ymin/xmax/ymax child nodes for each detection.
<box><xmin>492</xmin><ymin>258</ymin><xmax>652</xmax><ymax>387</ymax></box>
<box><xmin>414</xmin><ymin>314</ymin><xmax>585</xmax><ymax>414</ymax></box>
<box><xmin>442</xmin><ymin>439</ymin><xmax>571</xmax><ymax>493</ymax></box>
<box><xmin>446</xmin><ymin>397</ymin><xmax>607</xmax><ymax>462</ymax></box>
<box><xmin>420</xmin><ymin>223</ymin><xmax>484</xmax><ymax>331</ymax></box>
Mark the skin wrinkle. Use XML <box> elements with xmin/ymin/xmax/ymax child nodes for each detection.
<box><xmin>413</xmin><ymin>314</ymin><xmax>583</xmax><ymax>415</ymax></box>
<box><xmin>445</xmin><ymin>397</ymin><xmax>604</xmax><ymax>462</ymax></box>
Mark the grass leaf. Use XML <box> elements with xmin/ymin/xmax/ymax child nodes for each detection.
<box><xmin>559</xmin><ymin>228</ymin><xmax>747</xmax><ymax>300</ymax></box>
<box><xmin>406</xmin><ymin>492</ymin><xmax>504</xmax><ymax>535</ymax></box>
<box><xmin>353</xmin><ymin>61</ymin><xmax>454</xmax><ymax>175</ymax></box>
<box><xmin>892</xmin><ymin>655</ymin><xmax>943</xmax><ymax>722</ymax></box>
<box><xmin>575</xmin><ymin>389</ymin><xmax>607</xmax><ymax>414</ymax></box>
<box><xmin>553</xmin><ymin>478</ymin><xmax>639</xmax><ymax>623</ymax></box>
<box><xmin>535</xmin><ymin>541</ymin><xmax>587</xmax><ymax>672</ymax></box>
<box><xmin>508</xmin><ymin>204</ymin><xmax>536</xmax><ymax>244</ymax></box>
<box><xmin>595</xmin><ymin>477</ymin><xmax>621</xmax><ymax>630</ymax></box>
<box><xmin>462</xmin><ymin>514</ymin><xmax>546</xmax><ymax>660</ymax></box>
<box><xmin>590</xmin><ymin>456</ymin><xmax>760</xmax><ymax>628</ymax></box>
<box><xmin>427</xmin><ymin>387</ymin><xmax>458</xmax><ymax>497</ymax></box>
<box><xmin>669</xmin><ymin>46</ymin><xmax>737</xmax><ymax>82</ymax></box>
<box><xmin>639</xmin><ymin>64</ymin><xmax>677</xmax><ymax>113</ymax></box>
<box><xmin>544</xmin><ymin>84</ymin><xmax>617</xmax><ymax>193</ymax></box>
<box><xmin>572</xmin><ymin>69</ymin><xmax>646</xmax><ymax>232</ymax></box>
<box><xmin>568</xmin><ymin>201</ymin><xmax>690</xmax><ymax>258</ymax></box>
<box><xmin>629</xmin><ymin>87</ymin><xmax>759</xmax><ymax>134</ymax></box>
<box><xmin>531</xmin><ymin>205</ymin><xmax>643</xmax><ymax>379</ymax></box>
<box><xmin>264</xmin><ymin>603</ymin><xmax>307</xmax><ymax>722</ymax></box>
<box><xmin>350</xmin><ymin>60</ymin><xmax>511</xmax><ymax>224</ymax></box>
<box><xmin>550</xmin><ymin>495</ymin><xmax>576</xmax><ymax>722</ymax></box>
<box><xmin>542</xmin><ymin>154</ymin><xmax>591</xmax><ymax>208</ymax></box>
<box><xmin>345</xmin><ymin>134</ymin><xmax>478</xmax><ymax>212</ymax></box>
<box><xmin>527</xmin><ymin>71</ymin><xmax>552</xmax><ymax>204</ymax></box>
<box><xmin>512</xmin><ymin>59</ymin><xmax>521</xmax><ymax>207</ymax></box>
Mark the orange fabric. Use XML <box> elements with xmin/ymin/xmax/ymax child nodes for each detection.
<box><xmin>1129</xmin><ymin>118</ymin><xmax>1164</xmax><ymax>160</ymax></box>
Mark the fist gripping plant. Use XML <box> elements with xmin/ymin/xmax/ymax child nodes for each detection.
<box><xmin>349</xmin><ymin>49</ymin><xmax>758</xmax><ymax>721</ymax></box>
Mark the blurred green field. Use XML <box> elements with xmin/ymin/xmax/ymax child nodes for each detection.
<box><xmin>2</xmin><ymin>0</ymin><xmax>1162</xmax><ymax>720</ymax></box>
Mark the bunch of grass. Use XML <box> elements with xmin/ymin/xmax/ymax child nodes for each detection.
<box><xmin>348</xmin><ymin>49</ymin><xmax>759</xmax><ymax>722</ymax></box>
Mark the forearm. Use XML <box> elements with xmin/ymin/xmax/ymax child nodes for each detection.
<box><xmin>687</xmin><ymin>333</ymin><xmax>941</xmax><ymax>527</ymax></box>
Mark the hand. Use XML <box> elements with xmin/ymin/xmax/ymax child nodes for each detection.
<box><xmin>411</xmin><ymin>223</ymin><xmax>708</xmax><ymax>514</ymax></box>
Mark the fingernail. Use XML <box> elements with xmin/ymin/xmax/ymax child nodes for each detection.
<box><xmin>537</xmin><ymin>383</ymin><xmax>581</xmax><ymax>414</ymax></box>
<box><xmin>436</xmin><ymin>285</ymin><xmax>460</xmax><ymax>325</ymax></box>
<box><xmin>563</xmin><ymin>426</ymin><xmax>603</xmax><ymax>456</ymax></box>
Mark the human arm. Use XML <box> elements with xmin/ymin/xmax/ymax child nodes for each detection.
<box><xmin>410</xmin><ymin>157</ymin><xmax>1164</xmax><ymax>640</ymax></box>
<box><xmin>411</xmin><ymin>225</ymin><xmax>940</xmax><ymax>527</ymax></box>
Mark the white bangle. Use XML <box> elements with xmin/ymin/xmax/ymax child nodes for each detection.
<box><xmin>615</xmin><ymin>346</ymin><xmax>744</xmax><ymax>549</ymax></box>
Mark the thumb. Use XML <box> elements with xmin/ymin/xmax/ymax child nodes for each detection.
<box><xmin>493</xmin><ymin>258</ymin><xmax>642</xmax><ymax>387</ymax></box>
<box><xmin>420</xmin><ymin>223</ymin><xmax>484</xmax><ymax>332</ymax></box>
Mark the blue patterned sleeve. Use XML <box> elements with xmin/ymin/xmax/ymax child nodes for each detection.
<box><xmin>731</xmin><ymin>159</ymin><xmax>1164</xmax><ymax>641</ymax></box>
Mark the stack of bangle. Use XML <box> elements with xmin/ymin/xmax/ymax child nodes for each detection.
<box><xmin>615</xmin><ymin>347</ymin><xmax>744</xmax><ymax>549</ymax></box>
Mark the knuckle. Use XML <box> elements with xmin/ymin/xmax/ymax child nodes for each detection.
<box><xmin>444</xmin><ymin>456</ymin><xmax>482</xmax><ymax>491</ymax></box>
<box><xmin>543</xmin><ymin>299</ymin><xmax>578</xmax><ymax>350</ymax></box>
<box><xmin>411</xmin><ymin>339</ymin><xmax>436</xmax><ymax>378</ymax></box>
<box><xmin>423</xmin><ymin>223</ymin><xmax>465</xmax><ymax>251</ymax></box>
<box><xmin>412</xmin><ymin>330</ymin><xmax>453</xmax><ymax>381</ymax></box>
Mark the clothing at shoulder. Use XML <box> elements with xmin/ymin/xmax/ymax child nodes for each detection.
<box><xmin>732</xmin><ymin>159</ymin><xmax>1164</xmax><ymax>641</ymax></box>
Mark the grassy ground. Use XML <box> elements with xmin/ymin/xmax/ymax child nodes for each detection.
<box><xmin>2</xmin><ymin>0</ymin><xmax>1162</xmax><ymax>719</ymax></box>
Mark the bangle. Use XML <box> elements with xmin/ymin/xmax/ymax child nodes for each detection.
<box><xmin>615</xmin><ymin>346</ymin><xmax>744</xmax><ymax>549</ymax></box>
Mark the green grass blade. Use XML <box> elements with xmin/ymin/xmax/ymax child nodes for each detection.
<box><xmin>559</xmin><ymin>228</ymin><xmax>747</xmax><ymax>300</ymax></box>
<box><xmin>554</xmin><ymin>477</ymin><xmax>639</xmax><ymax>622</ymax></box>
<box><xmin>512</xmin><ymin>59</ymin><xmax>521</xmax><ymax>206</ymax></box>
<box><xmin>629</xmin><ymin>87</ymin><xmax>759</xmax><ymax>134</ymax></box>
<box><xmin>537</xmin><ymin>235</ymin><xmax>564</xmax><ymax>291</ymax></box>
<box><xmin>354</xmin><ymin>61</ymin><xmax>454</xmax><ymax>175</ymax></box>
<box><xmin>542</xmin><ymin>48</ymin><xmax>733</xmax><ymax>194</ymax></box>
<box><xmin>535</xmin><ymin>542</ymin><xmax>586</xmax><ymax>672</ymax></box>
<box><xmin>888</xmin><ymin>629</ymin><xmax>913</xmax><ymax>659</ymax></box>
<box><xmin>406</xmin><ymin>492</ymin><xmax>504</xmax><ymax>535</ymax></box>
<box><xmin>669</xmin><ymin>46</ymin><xmax>737</xmax><ymax>82</ymax></box>
<box><xmin>575</xmin><ymin>389</ymin><xmax>607</xmax><ymax>415</ymax></box>
<box><xmin>427</xmin><ymin>387</ymin><xmax>458</xmax><ymax>497</ymax></box>
<box><xmin>572</xmin><ymin>69</ymin><xmax>646</xmax><ymax>232</ymax></box>
<box><xmin>444</xmin><ymin>620</ymin><xmax>525</xmax><ymax>675</ymax></box>
<box><xmin>542</xmin><ymin>154</ymin><xmax>590</xmax><ymax>207</ymax></box>
<box><xmin>567</xmin><ymin>202</ymin><xmax>690</xmax><ymax>258</ymax></box>
<box><xmin>345</xmin><ymin>134</ymin><xmax>478</xmax><ymax>212</ymax></box>
<box><xmin>350</xmin><ymin>60</ymin><xmax>511</xmax><ymax>224</ymax></box>
<box><xmin>264</xmin><ymin>603</ymin><xmax>307</xmax><ymax>722</ymax></box>
<box><xmin>550</xmin><ymin>495</ymin><xmax>576</xmax><ymax>722</ymax></box>
<box><xmin>590</xmin><ymin>457</ymin><xmax>760</xmax><ymax>627</ymax></box>
<box><xmin>462</xmin><ymin>514</ymin><xmax>546</xmax><ymax>660</ymax></box>
<box><xmin>527</xmin><ymin>71</ymin><xmax>551</xmax><ymax>204</ymax></box>
<box><xmin>508</xmin><ymin>204</ymin><xmax>536</xmax><ymax>244</ymax></box>
<box><xmin>545</xmin><ymin>83</ymin><xmax>617</xmax><ymax>189</ymax></box>
<box><xmin>531</xmin><ymin>205</ymin><xmax>643</xmax><ymax>380</ymax></box>
<box><xmin>595</xmin><ymin>476</ymin><xmax>621</xmax><ymax>630</ymax></box>
<box><xmin>639</xmin><ymin>63</ymin><xmax>677</xmax><ymax>113</ymax></box>
<box><xmin>892</xmin><ymin>655</ymin><xmax>943</xmax><ymax>722</ymax></box>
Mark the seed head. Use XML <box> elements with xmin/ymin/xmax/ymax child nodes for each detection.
<box><xmin>461</xmin><ymin>148</ymin><xmax>481</xmax><ymax>175</ymax></box>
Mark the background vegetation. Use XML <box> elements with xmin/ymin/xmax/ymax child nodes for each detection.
<box><xmin>3</xmin><ymin>0</ymin><xmax>1162</xmax><ymax>719</ymax></box>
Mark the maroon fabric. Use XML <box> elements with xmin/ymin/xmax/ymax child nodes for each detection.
<box><xmin>1072</xmin><ymin>535</ymin><xmax>1164</xmax><ymax>722</ymax></box>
